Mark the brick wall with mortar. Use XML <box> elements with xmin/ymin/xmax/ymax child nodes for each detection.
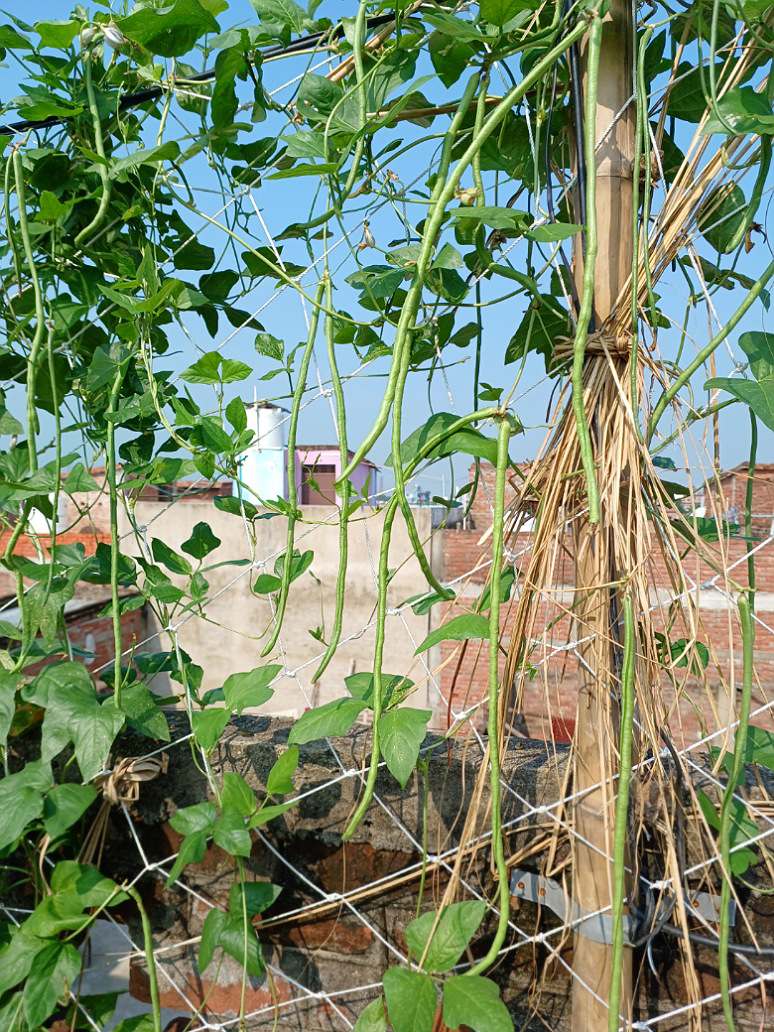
<box><xmin>91</xmin><ymin>716</ymin><xmax>771</xmax><ymax>1031</ymax></box>
<box><xmin>438</xmin><ymin>464</ymin><xmax>774</xmax><ymax>744</ymax></box>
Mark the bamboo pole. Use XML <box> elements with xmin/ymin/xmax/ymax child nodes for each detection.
<box><xmin>571</xmin><ymin>2</ymin><xmax>635</xmax><ymax>1029</ymax></box>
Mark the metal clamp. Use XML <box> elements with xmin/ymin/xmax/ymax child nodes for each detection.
<box><xmin>510</xmin><ymin>868</ymin><xmax>731</xmax><ymax>946</ymax></box>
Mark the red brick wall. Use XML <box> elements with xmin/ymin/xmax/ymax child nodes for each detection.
<box><xmin>438</xmin><ymin>464</ymin><xmax>774</xmax><ymax>746</ymax></box>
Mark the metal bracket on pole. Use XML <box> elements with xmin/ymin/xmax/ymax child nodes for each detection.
<box><xmin>510</xmin><ymin>869</ymin><xmax>732</xmax><ymax>946</ymax></box>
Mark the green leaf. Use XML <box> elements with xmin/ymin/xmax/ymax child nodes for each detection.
<box><xmin>111</xmin><ymin>142</ymin><xmax>181</xmax><ymax>174</ymax></box>
<box><xmin>253</xmin><ymin>572</ymin><xmax>283</xmax><ymax>593</ymax></box>
<box><xmin>479</xmin><ymin>0</ymin><xmax>536</xmax><ymax>27</ymax></box>
<box><xmin>268</xmin><ymin>162</ymin><xmax>338</xmax><ymax>179</ymax></box>
<box><xmin>505</xmin><ymin>294</ymin><xmax>571</xmax><ymax>369</ymax></box>
<box><xmin>0</xmin><ymin>929</ymin><xmax>46</xmax><ymax>996</ymax></box>
<box><xmin>221</xmin><ymin>772</ymin><xmax>256</xmax><ymax>817</ymax></box>
<box><xmin>181</xmin><ymin>351</ymin><xmax>251</xmax><ymax>384</ymax></box>
<box><xmin>697</xmin><ymin>183</ymin><xmax>746</xmax><ymax>254</ymax></box>
<box><xmin>252</xmin><ymin>0</ymin><xmax>306</xmax><ymax>34</ymax></box>
<box><xmin>345</xmin><ymin>672</ymin><xmax>415</xmax><ymax>709</ymax></box>
<box><xmin>24</xmin><ymin>663</ymin><xmax>125</xmax><ymax>781</ymax></box>
<box><xmin>0</xmin><ymin>669</ymin><xmax>18</xmax><ymax>752</ymax></box>
<box><xmin>151</xmin><ymin>537</ymin><xmax>192</xmax><ymax>575</ymax></box>
<box><xmin>255</xmin><ymin>332</ymin><xmax>284</xmax><ymax>360</ymax></box>
<box><xmin>354</xmin><ymin>996</ymin><xmax>388</xmax><ymax>1032</ymax></box>
<box><xmin>43</xmin><ymin>784</ymin><xmax>98</xmax><ymax>840</ymax></box>
<box><xmin>170</xmin><ymin>801</ymin><xmax>217</xmax><ymax>836</ymax></box>
<box><xmin>166</xmin><ymin>829</ymin><xmax>208</xmax><ymax>886</ymax></box>
<box><xmin>415</xmin><ymin>614</ymin><xmax>489</xmax><ymax>655</ymax></box>
<box><xmin>199</xmin><ymin>908</ymin><xmax>227</xmax><ymax>971</ymax></box>
<box><xmin>212</xmin><ymin>809</ymin><xmax>252</xmax><ymax>857</ymax></box>
<box><xmin>406</xmin><ymin>901</ymin><xmax>486</xmax><ymax>972</ymax></box>
<box><xmin>226</xmin><ymin>396</ymin><xmax>248</xmax><ymax>433</ymax></box>
<box><xmin>118</xmin><ymin>0</ymin><xmax>219</xmax><ymax>57</ymax></box>
<box><xmin>526</xmin><ymin>222</ymin><xmax>581</xmax><ymax>243</ymax></box>
<box><xmin>115</xmin><ymin>682</ymin><xmax>171</xmax><ymax>742</ymax></box>
<box><xmin>378</xmin><ymin>708</ymin><xmax>432</xmax><ymax>788</ymax></box>
<box><xmin>390</xmin><ymin>412</ymin><xmax>500</xmax><ymax>469</ymax></box>
<box><xmin>182</xmin><ymin>521</ymin><xmax>222</xmax><ymax>559</ymax></box>
<box><xmin>743</xmin><ymin>726</ymin><xmax>774</xmax><ymax>769</ymax></box>
<box><xmin>212</xmin><ymin>45</ymin><xmax>245</xmax><ymax>128</ymax></box>
<box><xmin>218</xmin><ymin>913</ymin><xmax>265</xmax><ymax>977</ymax></box>
<box><xmin>442</xmin><ymin>975</ymin><xmax>513</xmax><ymax>1032</ymax></box>
<box><xmin>266</xmin><ymin>745</ymin><xmax>299</xmax><ymax>795</ymax></box>
<box><xmin>697</xmin><ymin>792</ymin><xmax>759</xmax><ymax>875</ymax></box>
<box><xmin>429</xmin><ymin>31</ymin><xmax>474</xmax><ymax>89</ymax></box>
<box><xmin>50</xmin><ymin>862</ymin><xmax>127</xmax><ymax>907</ymax></box>
<box><xmin>23</xmin><ymin>940</ymin><xmax>81</xmax><ymax>1028</ymax></box>
<box><xmin>0</xmin><ymin>762</ymin><xmax>51</xmax><ymax>851</ymax></box>
<box><xmin>705</xmin><ymin>331</ymin><xmax>774</xmax><ymax>430</ymax></box>
<box><xmin>223</xmin><ymin>664</ymin><xmax>281</xmax><ymax>715</ymax></box>
<box><xmin>383</xmin><ymin>968</ymin><xmax>436</xmax><ymax>1032</ymax></box>
<box><xmin>228</xmin><ymin>880</ymin><xmax>282</xmax><ymax>916</ymax></box>
<box><xmin>703</xmin><ymin>87</ymin><xmax>774</xmax><ymax>136</ymax></box>
<box><xmin>451</xmin><ymin>206</ymin><xmax>526</xmax><ymax>230</ymax></box>
<box><xmin>288</xmin><ymin>697</ymin><xmax>368</xmax><ymax>744</ymax></box>
<box><xmin>192</xmin><ymin>708</ymin><xmax>230</xmax><ymax>751</ymax></box>
<box><xmin>248</xmin><ymin>800</ymin><xmax>296</xmax><ymax>826</ymax></box>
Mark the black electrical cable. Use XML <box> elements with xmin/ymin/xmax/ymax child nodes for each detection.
<box><xmin>630</xmin><ymin>901</ymin><xmax>774</xmax><ymax>958</ymax></box>
<box><xmin>0</xmin><ymin>11</ymin><xmax>398</xmax><ymax>137</ymax></box>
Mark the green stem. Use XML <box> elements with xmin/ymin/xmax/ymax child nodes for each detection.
<box><xmin>342</xmin><ymin>407</ymin><xmax>500</xmax><ymax>840</ymax></box>
<box><xmin>339</xmin><ymin>12</ymin><xmax>593</xmax><ymax>481</ymax></box>
<box><xmin>12</xmin><ymin>148</ymin><xmax>45</xmax><ymax>474</ymax></box>
<box><xmin>466</xmin><ymin>416</ymin><xmax>512</xmax><ymax>976</ymax></box>
<box><xmin>718</xmin><ymin>594</ymin><xmax>754</xmax><ymax>1032</ymax></box>
<box><xmin>647</xmin><ymin>259</ymin><xmax>774</xmax><ymax>440</ymax></box>
<box><xmin>608</xmin><ymin>594</ymin><xmax>636</xmax><ymax>1032</ymax></box>
<box><xmin>570</xmin><ymin>12</ymin><xmax>603</xmax><ymax>524</ymax></box>
<box><xmin>745</xmin><ymin>411</ymin><xmax>757</xmax><ymax>610</ymax></box>
<box><xmin>311</xmin><ymin>273</ymin><xmax>351</xmax><ymax>682</ymax></box>
<box><xmin>261</xmin><ymin>281</ymin><xmax>325</xmax><ymax>658</ymax></box>
<box><xmin>75</xmin><ymin>47</ymin><xmax>112</xmax><ymax>248</ymax></box>
<box><xmin>126</xmin><ymin>887</ymin><xmax>162</xmax><ymax>1032</ymax></box>
<box><xmin>107</xmin><ymin>366</ymin><xmax>128</xmax><ymax>707</ymax></box>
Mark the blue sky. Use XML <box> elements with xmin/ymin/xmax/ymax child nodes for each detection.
<box><xmin>1</xmin><ymin>0</ymin><xmax>771</xmax><ymax>496</ymax></box>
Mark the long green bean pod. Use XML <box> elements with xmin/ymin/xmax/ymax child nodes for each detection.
<box><xmin>339</xmin><ymin>12</ymin><xmax>593</xmax><ymax>482</ymax></box>
<box><xmin>75</xmin><ymin>44</ymin><xmax>112</xmax><ymax>248</ymax></box>
<box><xmin>647</xmin><ymin>258</ymin><xmax>774</xmax><ymax>439</ymax></box>
<box><xmin>466</xmin><ymin>415</ymin><xmax>512</xmax><ymax>976</ymax></box>
<box><xmin>608</xmin><ymin>594</ymin><xmax>636</xmax><ymax>1032</ymax></box>
<box><xmin>13</xmin><ymin>149</ymin><xmax>44</xmax><ymax>474</ymax></box>
<box><xmin>311</xmin><ymin>273</ymin><xmax>351</xmax><ymax>682</ymax></box>
<box><xmin>718</xmin><ymin>594</ymin><xmax>754</xmax><ymax>1032</ymax></box>
<box><xmin>107</xmin><ymin>364</ymin><xmax>128</xmax><ymax>707</ymax></box>
<box><xmin>261</xmin><ymin>280</ymin><xmax>325</xmax><ymax>657</ymax></box>
<box><xmin>569</xmin><ymin>11</ymin><xmax>602</xmax><ymax>524</ymax></box>
<box><xmin>342</xmin><ymin>406</ymin><xmax>500</xmax><ymax>841</ymax></box>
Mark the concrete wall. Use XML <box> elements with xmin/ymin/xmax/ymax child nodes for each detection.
<box><xmin>120</xmin><ymin>501</ymin><xmax>441</xmax><ymax>717</ymax></box>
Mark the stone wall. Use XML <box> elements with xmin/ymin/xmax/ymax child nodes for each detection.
<box><xmin>99</xmin><ymin>717</ymin><xmax>772</xmax><ymax>1031</ymax></box>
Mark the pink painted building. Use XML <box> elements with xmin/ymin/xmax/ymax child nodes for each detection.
<box><xmin>295</xmin><ymin>446</ymin><xmax>378</xmax><ymax>504</ymax></box>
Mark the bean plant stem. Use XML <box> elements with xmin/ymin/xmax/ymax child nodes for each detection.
<box><xmin>342</xmin><ymin>407</ymin><xmax>500</xmax><ymax>840</ymax></box>
<box><xmin>126</xmin><ymin>887</ymin><xmax>162</xmax><ymax>1032</ymax></box>
<box><xmin>339</xmin><ymin>12</ymin><xmax>593</xmax><ymax>481</ymax></box>
<box><xmin>12</xmin><ymin>148</ymin><xmax>44</xmax><ymax>474</ymax></box>
<box><xmin>311</xmin><ymin>273</ymin><xmax>351</xmax><ymax>682</ymax></box>
<box><xmin>466</xmin><ymin>415</ymin><xmax>512</xmax><ymax>976</ymax></box>
<box><xmin>75</xmin><ymin>45</ymin><xmax>112</xmax><ymax>248</ymax></box>
<box><xmin>107</xmin><ymin>366</ymin><xmax>128</xmax><ymax>707</ymax></box>
<box><xmin>608</xmin><ymin>594</ymin><xmax>636</xmax><ymax>1032</ymax></box>
<box><xmin>570</xmin><ymin>11</ymin><xmax>602</xmax><ymax>525</ymax></box>
<box><xmin>718</xmin><ymin>594</ymin><xmax>753</xmax><ymax>1032</ymax></box>
<box><xmin>647</xmin><ymin>258</ymin><xmax>774</xmax><ymax>439</ymax></box>
<box><xmin>262</xmin><ymin>280</ymin><xmax>325</xmax><ymax>657</ymax></box>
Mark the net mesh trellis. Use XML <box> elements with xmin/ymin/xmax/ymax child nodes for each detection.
<box><xmin>0</xmin><ymin>2</ymin><xmax>773</xmax><ymax>1031</ymax></box>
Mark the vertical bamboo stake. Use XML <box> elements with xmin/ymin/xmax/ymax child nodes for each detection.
<box><xmin>571</xmin><ymin>2</ymin><xmax>635</xmax><ymax>1030</ymax></box>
